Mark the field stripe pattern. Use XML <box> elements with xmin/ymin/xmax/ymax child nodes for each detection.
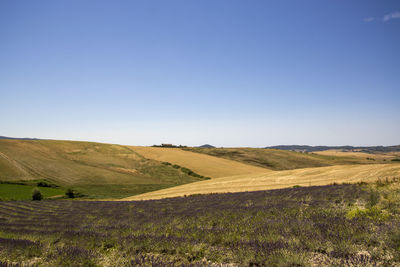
<box><xmin>124</xmin><ymin>164</ymin><xmax>400</xmax><ymax>200</ymax></box>
<box><xmin>129</xmin><ymin>146</ymin><xmax>269</xmax><ymax>178</ymax></box>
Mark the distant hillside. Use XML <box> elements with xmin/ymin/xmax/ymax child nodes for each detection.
<box><xmin>129</xmin><ymin>146</ymin><xmax>268</xmax><ymax>178</ymax></box>
<box><xmin>267</xmin><ymin>145</ymin><xmax>400</xmax><ymax>153</ymax></box>
<box><xmin>198</xmin><ymin>144</ymin><xmax>215</xmax><ymax>148</ymax></box>
<box><xmin>0</xmin><ymin>136</ymin><xmax>40</xmax><ymax>141</ymax></box>
<box><xmin>182</xmin><ymin>147</ymin><xmax>388</xmax><ymax>171</ymax></box>
<box><xmin>0</xmin><ymin>139</ymin><xmax>206</xmax><ymax>198</ymax></box>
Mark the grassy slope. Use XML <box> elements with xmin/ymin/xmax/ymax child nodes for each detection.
<box><xmin>0</xmin><ymin>140</ymin><xmax>204</xmax><ymax>198</ymax></box>
<box><xmin>124</xmin><ymin>163</ymin><xmax>400</xmax><ymax>200</ymax></box>
<box><xmin>130</xmin><ymin>146</ymin><xmax>268</xmax><ymax>178</ymax></box>
<box><xmin>183</xmin><ymin>147</ymin><xmax>386</xmax><ymax>170</ymax></box>
<box><xmin>0</xmin><ymin>184</ymin><xmax>64</xmax><ymax>200</ymax></box>
<box><xmin>313</xmin><ymin>149</ymin><xmax>400</xmax><ymax>159</ymax></box>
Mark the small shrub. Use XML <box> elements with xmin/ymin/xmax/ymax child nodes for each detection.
<box><xmin>367</xmin><ymin>190</ymin><xmax>380</xmax><ymax>207</ymax></box>
<box><xmin>32</xmin><ymin>188</ymin><xmax>43</xmax><ymax>201</ymax></box>
<box><xmin>37</xmin><ymin>181</ymin><xmax>51</xmax><ymax>187</ymax></box>
<box><xmin>37</xmin><ymin>180</ymin><xmax>58</xmax><ymax>188</ymax></box>
<box><xmin>181</xmin><ymin>168</ymin><xmax>192</xmax><ymax>175</ymax></box>
<box><xmin>346</xmin><ymin>206</ymin><xmax>390</xmax><ymax>222</ymax></box>
<box><xmin>65</xmin><ymin>189</ymin><xmax>75</xmax><ymax>198</ymax></box>
<box><xmin>376</xmin><ymin>178</ymin><xmax>391</xmax><ymax>187</ymax></box>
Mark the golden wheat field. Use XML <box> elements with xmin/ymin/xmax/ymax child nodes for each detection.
<box><xmin>312</xmin><ymin>149</ymin><xmax>397</xmax><ymax>159</ymax></box>
<box><xmin>123</xmin><ymin>164</ymin><xmax>400</xmax><ymax>200</ymax></box>
<box><xmin>0</xmin><ymin>140</ymin><xmax>226</xmax><ymax>198</ymax></box>
<box><xmin>129</xmin><ymin>146</ymin><xmax>268</xmax><ymax>178</ymax></box>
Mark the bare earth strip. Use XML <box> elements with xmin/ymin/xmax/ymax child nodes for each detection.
<box><xmin>123</xmin><ymin>164</ymin><xmax>400</xmax><ymax>200</ymax></box>
<box><xmin>129</xmin><ymin>146</ymin><xmax>269</xmax><ymax>178</ymax></box>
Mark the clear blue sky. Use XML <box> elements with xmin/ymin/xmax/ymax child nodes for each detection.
<box><xmin>1</xmin><ymin>0</ymin><xmax>399</xmax><ymax>147</ymax></box>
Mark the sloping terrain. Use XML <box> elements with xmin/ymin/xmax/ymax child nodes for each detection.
<box><xmin>182</xmin><ymin>147</ymin><xmax>383</xmax><ymax>170</ymax></box>
<box><xmin>124</xmin><ymin>163</ymin><xmax>400</xmax><ymax>200</ymax></box>
<box><xmin>266</xmin><ymin>144</ymin><xmax>400</xmax><ymax>153</ymax></box>
<box><xmin>129</xmin><ymin>146</ymin><xmax>268</xmax><ymax>178</ymax></box>
<box><xmin>0</xmin><ymin>140</ymin><xmax>205</xmax><ymax>198</ymax></box>
<box><xmin>312</xmin><ymin>149</ymin><xmax>400</xmax><ymax>159</ymax></box>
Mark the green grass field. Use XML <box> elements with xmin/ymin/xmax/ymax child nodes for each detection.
<box><xmin>71</xmin><ymin>184</ymin><xmax>177</xmax><ymax>199</ymax></box>
<box><xmin>0</xmin><ymin>184</ymin><xmax>64</xmax><ymax>200</ymax></box>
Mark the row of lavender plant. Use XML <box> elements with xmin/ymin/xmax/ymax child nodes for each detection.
<box><xmin>0</xmin><ymin>183</ymin><xmax>399</xmax><ymax>266</ymax></box>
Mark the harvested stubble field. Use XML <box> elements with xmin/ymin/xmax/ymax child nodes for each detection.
<box><xmin>129</xmin><ymin>146</ymin><xmax>268</xmax><ymax>178</ymax></box>
<box><xmin>182</xmin><ymin>147</ymin><xmax>386</xmax><ymax>170</ymax></box>
<box><xmin>124</xmin><ymin>163</ymin><xmax>400</xmax><ymax>200</ymax></box>
<box><xmin>0</xmin><ymin>140</ymin><xmax>208</xmax><ymax>199</ymax></box>
<box><xmin>312</xmin><ymin>149</ymin><xmax>400</xmax><ymax>160</ymax></box>
<box><xmin>0</xmin><ymin>181</ymin><xmax>400</xmax><ymax>266</ymax></box>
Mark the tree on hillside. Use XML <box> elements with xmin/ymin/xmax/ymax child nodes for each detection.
<box><xmin>66</xmin><ymin>188</ymin><xmax>75</xmax><ymax>198</ymax></box>
<box><xmin>32</xmin><ymin>188</ymin><xmax>43</xmax><ymax>201</ymax></box>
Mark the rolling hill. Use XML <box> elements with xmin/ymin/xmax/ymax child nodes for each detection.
<box><xmin>123</xmin><ymin>163</ymin><xmax>400</xmax><ymax>200</ymax></box>
<box><xmin>312</xmin><ymin>149</ymin><xmax>400</xmax><ymax>159</ymax></box>
<box><xmin>0</xmin><ymin>140</ymin><xmax>206</xmax><ymax>198</ymax></box>
<box><xmin>2</xmin><ymin>139</ymin><xmax>399</xmax><ymax>200</ymax></box>
<box><xmin>129</xmin><ymin>146</ymin><xmax>269</xmax><ymax>178</ymax></box>
<box><xmin>182</xmin><ymin>147</ymin><xmax>388</xmax><ymax>170</ymax></box>
<box><xmin>266</xmin><ymin>144</ymin><xmax>400</xmax><ymax>153</ymax></box>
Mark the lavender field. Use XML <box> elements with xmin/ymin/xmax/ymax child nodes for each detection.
<box><xmin>0</xmin><ymin>181</ymin><xmax>399</xmax><ymax>266</ymax></box>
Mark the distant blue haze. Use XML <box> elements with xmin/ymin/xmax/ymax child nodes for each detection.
<box><xmin>1</xmin><ymin>0</ymin><xmax>399</xmax><ymax>146</ymax></box>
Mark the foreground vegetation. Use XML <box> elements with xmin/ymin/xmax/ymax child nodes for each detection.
<box><xmin>1</xmin><ymin>180</ymin><xmax>399</xmax><ymax>266</ymax></box>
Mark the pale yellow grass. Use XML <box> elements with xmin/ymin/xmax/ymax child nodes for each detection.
<box><xmin>129</xmin><ymin>146</ymin><xmax>268</xmax><ymax>178</ymax></box>
<box><xmin>313</xmin><ymin>149</ymin><xmax>395</xmax><ymax>159</ymax></box>
<box><xmin>123</xmin><ymin>164</ymin><xmax>400</xmax><ymax>200</ymax></box>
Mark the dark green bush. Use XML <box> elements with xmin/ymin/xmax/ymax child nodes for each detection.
<box><xmin>36</xmin><ymin>180</ymin><xmax>59</xmax><ymax>188</ymax></box>
<box><xmin>66</xmin><ymin>189</ymin><xmax>75</xmax><ymax>198</ymax></box>
<box><xmin>32</xmin><ymin>188</ymin><xmax>43</xmax><ymax>201</ymax></box>
<box><xmin>37</xmin><ymin>181</ymin><xmax>50</xmax><ymax>187</ymax></box>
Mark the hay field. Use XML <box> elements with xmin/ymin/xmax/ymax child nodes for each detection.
<box><xmin>129</xmin><ymin>146</ymin><xmax>268</xmax><ymax>178</ymax></box>
<box><xmin>312</xmin><ymin>149</ymin><xmax>397</xmax><ymax>159</ymax></box>
<box><xmin>123</xmin><ymin>164</ymin><xmax>400</xmax><ymax>200</ymax></box>
<box><xmin>183</xmin><ymin>147</ymin><xmax>384</xmax><ymax>170</ymax></box>
<box><xmin>0</xmin><ymin>140</ymin><xmax>205</xmax><ymax>198</ymax></box>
